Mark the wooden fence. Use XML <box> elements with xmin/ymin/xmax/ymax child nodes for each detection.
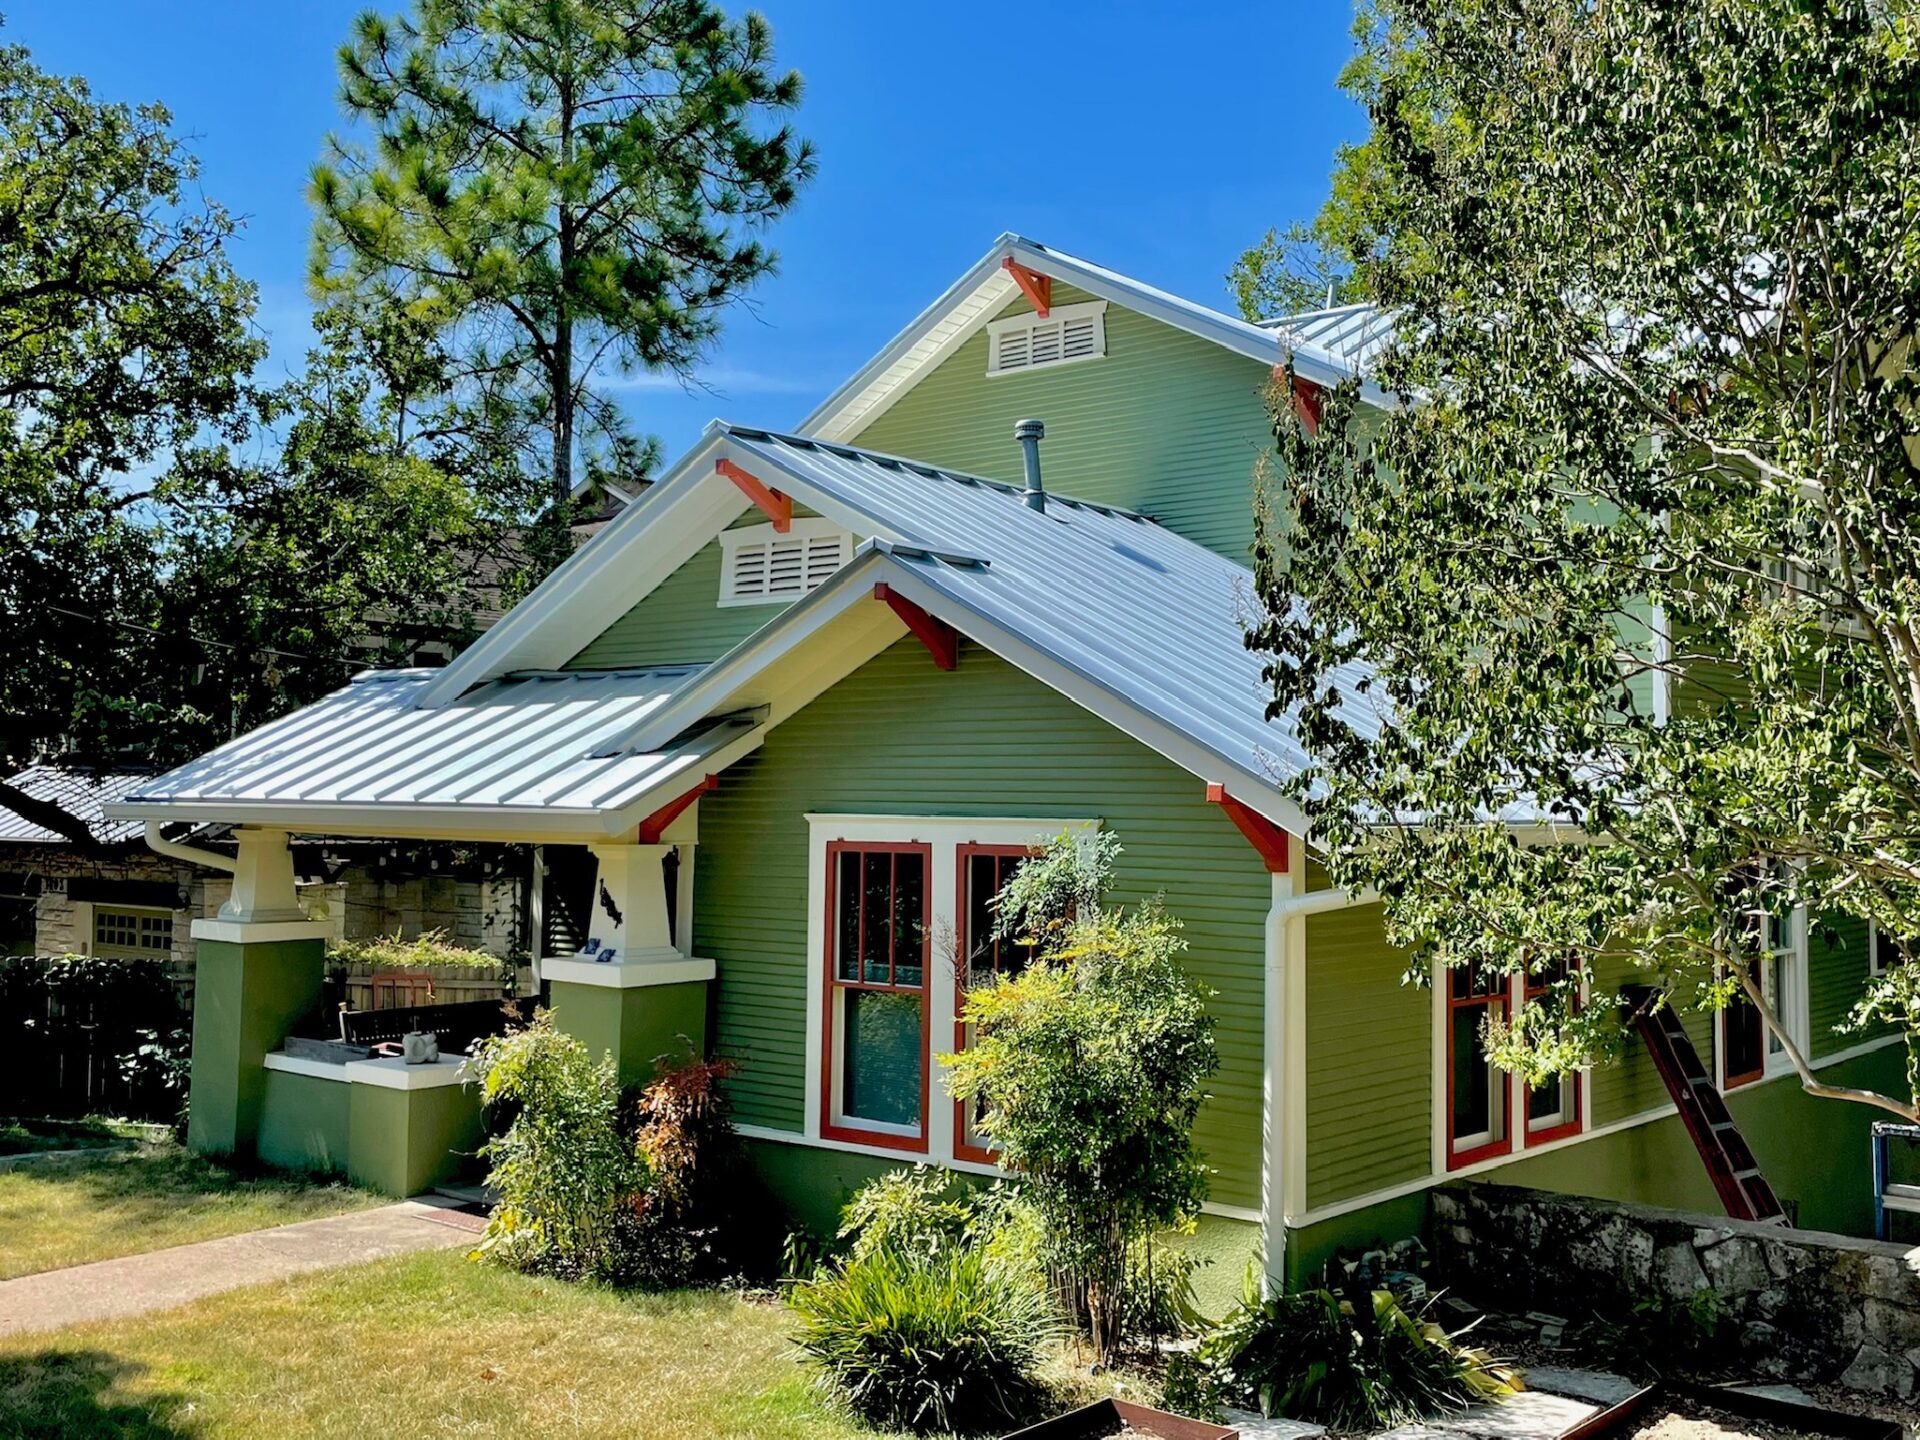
<box><xmin>0</xmin><ymin>954</ymin><xmax>192</xmax><ymax>1122</ymax></box>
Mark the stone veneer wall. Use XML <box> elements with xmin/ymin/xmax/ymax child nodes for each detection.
<box><xmin>1432</xmin><ymin>1181</ymin><xmax>1920</xmax><ymax>1401</ymax></box>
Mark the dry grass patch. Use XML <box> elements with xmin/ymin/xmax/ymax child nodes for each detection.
<box><xmin>0</xmin><ymin>1142</ymin><xmax>377</xmax><ymax>1280</ymax></box>
<box><xmin>0</xmin><ymin>1249</ymin><xmax>907</xmax><ymax>1439</ymax></box>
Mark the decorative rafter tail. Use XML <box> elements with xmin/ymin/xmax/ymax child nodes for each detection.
<box><xmin>1206</xmin><ymin>782</ymin><xmax>1290</xmax><ymax>873</ymax></box>
<box><xmin>1272</xmin><ymin>367</ymin><xmax>1325</xmax><ymax>437</ymax></box>
<box><xmin>716</xmin><ymin>457</ymin><xmax>792</xmax><ymax>532</ymax></box>
<box><xmin>637</xmin><ymin>774</ymin><xmax>720</xmax><ymax>843</ymax></box>
<box><xmin>1002</xmin><ymin>256</ymin><xmax>1051</xmax><ymax>317</ymax></box>
<box><xmin>874</xmin><ymin>583</ymin><xmax>958</xmax><ymax>670</ymax></box>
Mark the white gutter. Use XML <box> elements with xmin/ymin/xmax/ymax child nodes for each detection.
<box><xmin>1263</xmin><ymin>876</ymin><xmax>1379</xmax><ymax>1294</ymax></box>
<box><xmin>142</xmin><ymin>820</ymin><xmax>236</xmax><ymax>873</ymax></box>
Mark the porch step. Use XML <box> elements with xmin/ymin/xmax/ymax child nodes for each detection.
<box><xmin>430</xmin><ymin>1183</ymin><xmax>495</xmax><ymax>1211</ymax></box>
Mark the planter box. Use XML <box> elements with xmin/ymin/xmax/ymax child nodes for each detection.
<box><xmin>1559</xmin><ymin>1380</ymin><xmax>1899</xmax><ymax>1440</ymax></box>
<box><xmin>1002</xmin><ymin>1399</ymin><xmax>1238</xmax><ymax>1440</ymax></box>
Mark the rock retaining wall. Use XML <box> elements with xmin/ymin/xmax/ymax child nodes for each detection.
<box><xmin>1431</xmin><ymin>1181</ymin><xmax>1920</xmax><ymax>1401</ymax></box>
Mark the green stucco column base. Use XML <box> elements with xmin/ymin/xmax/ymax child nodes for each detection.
<box><xmin>186</xmin><ymin>919</ymin><xmax>332</xmax><ymax>1160</ymax></box>
<box><xmin>346</xmin><ymin>1071</ymin><xmax>484</xmax><ymax>1196</ymax></box>
<box><xmin>545</xmin><ymin>953</ymin><xmax>715</xmax><ymax>1086</ymax></box>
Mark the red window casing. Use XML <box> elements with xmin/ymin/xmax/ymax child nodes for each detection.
<box><xmin>1445</xmin><ymin>965</ymin><xmax>1513</xmax><ymax>1169</ymax></box>
<box><xmin>820</xmin><ymin>841</ymin><xmax>933</xmax><ymax>1152</ymax></box>
<box><xmin>951</xmin><ymin>844</ymin><xmax>1036</xmax><ymax>1164</ymax></box>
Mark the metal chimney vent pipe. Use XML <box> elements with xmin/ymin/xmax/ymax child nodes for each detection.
<box><xmin>1015</xmin><ymin>418</ymin><xmax>1046</xmax><ymax>512</ymax></box>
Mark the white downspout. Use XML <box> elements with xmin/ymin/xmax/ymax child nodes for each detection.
<box><xmin>143</xmin><ymin>820</ymin><xmax>237</xmax><ymax>874</ymax></box>
<box><xmin>1263</xmin><ymin>877</ymin><xmax>1379</xmax><ymax>1294</ymax></box>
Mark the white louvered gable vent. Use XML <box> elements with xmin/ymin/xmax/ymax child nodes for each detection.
<box><xmin>985</xmin><ymin>300</ymin><xmax>1107</xmax><ymax>377</ymax></box>
<box><xmin>718</xmin><ymin>518</ymin><xmax>853</xmax><ymax>606</ymax></box>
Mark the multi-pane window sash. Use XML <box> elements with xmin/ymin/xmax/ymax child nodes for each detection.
<box><xmin>1524</xmin><ymin>958</ymin><xmax>1583</xmax><ymax>1143</ymax></box>
<box><xmin>821</xmin><ymin>841</ymin><xmax>932</xmax><ymax>1151</ymax></box>
<box><xmin>1446</xmin><ymin>965</ymin><xmax>1513</xmax><ymax>1168</ymax></box>
<box><xmin>952</xmin><ymin>844</ymin><xmax>1036</xmax><ymax>1164</ymax></box>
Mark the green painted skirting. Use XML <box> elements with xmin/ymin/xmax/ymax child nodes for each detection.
<box><xmin>549</xmin><ymin>978</ymin><xmax>709</xmax><ymax>1087</ymax></box>
<box><xmin>740</xmin><ymin>1133</ymin><xmax>1262</xmax><ymax>1319</ymax></box>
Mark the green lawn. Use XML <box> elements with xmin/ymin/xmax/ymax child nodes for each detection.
<box><xmin>0</xmin><ymin>1142</ymin><xmax>379</xmax><ymax>1280</ymax></box>
<box><xmin>0</xmin><ymin>1250</ymin><xmax>911</xmax><ymax>1439</ymax></box>
<box><xmin>0</xmin><ymin>1116</ymin><xmax>161</xmax><ymax>1157</ymax></box>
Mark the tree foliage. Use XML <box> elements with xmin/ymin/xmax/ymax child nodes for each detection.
<box><xmin>942</xmin><ymin>833</ymin><xmax>1216</xmax><ymax>1362</ymax></box>
<box><xmin>311</xmin><ymin>0</ymin><xmax>815</xmax><ymax>504</ymax></box>
<box><xmin>1248</xmin><ymin>0</ymin><xmax>1920</xmax><ymax>1116</ymax></box>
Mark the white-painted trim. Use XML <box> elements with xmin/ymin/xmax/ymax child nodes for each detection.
<box><xmin>262</xmin><ymin>1052</ymin><xmax>350</xmax><ymax>1083</ymax></box>
<box><xmin>801</xmin><ymin>815</ymin><xmax>1100</xmax><ymax>1159</ymax></box>
<box><xmin>190</xmin><ymin>918</ymin><xmax>333</xmax><ymax>945</ymax></box>
<box><xmin>1295</xmin><ymin>1027</ymin><xmax>1907</xmax><ymax>1231</ymax></box>
<box><xmin>1869</xmin><ymin>920</ymin><xmax>1903</xmax><ymax>977</ymax></box>
<box><xmin>732</xmin><ymin>1122</ymin><xmax>1263</xmax><ymax>1222</ymax></box>
<box><xmin>542</xmin><ymin>955</ymin><xmax>716</xmax><ymax>989</ymax></box>
<box><xmin>343</xmin><ymin>1056</ymin><xmax>473</xmax><ymax>1091</ymax></box>
<box><xmin>984</xmin><ymin>300</ymin><xmax>1108</xmax><ymax>377</ymax></box>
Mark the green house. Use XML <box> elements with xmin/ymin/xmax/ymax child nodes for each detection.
<box><xmin>108</xmin><ymin>234</ymin><xmax>1906</xmax><ymax>1301</ymax></box>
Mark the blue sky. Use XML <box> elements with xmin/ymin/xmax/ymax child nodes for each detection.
<box><xmin>8</xmin><ymin>2</ymin><xmax>1364</xmax><ymax>462</ymax></box>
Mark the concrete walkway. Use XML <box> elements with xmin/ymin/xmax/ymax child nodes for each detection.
<box><xmin>0</xmin><ymin>1197</ymin><xmax>484</xmax><ymax>1338</ymax></box>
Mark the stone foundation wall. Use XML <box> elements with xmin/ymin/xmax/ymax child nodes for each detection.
<box><xmin>1432</xmin><ymin>1181</ymin><xmax>1920</xmax><ymax>1400</ymax></box>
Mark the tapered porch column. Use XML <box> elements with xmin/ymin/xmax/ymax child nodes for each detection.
<box><xmin>183</xmin><ymin>828</ymin><xmax>332</xmax><ymax>1158</ymax></box>
<box><xmin>544</xmin><ymin>827</ymin><xmax>714</xmax><ymax>1086</ymax></box>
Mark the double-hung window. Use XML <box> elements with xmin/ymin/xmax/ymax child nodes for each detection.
<box><xmin>951</xmin><ymin>844</ymin><xmax>1036</xmax><ymax>1164</ymax></box>
<box><xmin>821</xmin><ymin>841</ymin><xmax>932</xmax><ymax>1150</ymax></box>
<box><xmin>1722</xmin><ymin>900</ymin><xmax>1803</xmax><ymax>1089</ymax></box>
<box><xmin>1524</xmin><ymin>958</ymin><xmax>1583</xmax><ymax>1144</ymax></box>
<box><xmin>1446</xmin><ymin>967</ymin><xmax>1513</xmax><ymax>1168</ymax></box>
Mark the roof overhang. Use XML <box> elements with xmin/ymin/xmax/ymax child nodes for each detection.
<box><xmin>101</xmin><ymin>720</ymin><xmax>769</xmax><ymax>845</ymax></box>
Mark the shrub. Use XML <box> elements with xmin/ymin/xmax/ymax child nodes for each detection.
<box><xmin>942</xmin><ymin>832</ymin><xmax>1217</xmax><ymax>1362</ymax></box>
<box><xmin>467</xmin><ymin>1013</ymin><xmax>645</xmax><ymax>1280</ymax></box>
<box><xmin>789</xmin><ymin>1244</ymin><xmax>1061</xmax><ymax>1435</ymax></box>
<box><xmin>327</xmin><ymin>929</ymin><xmax>516</xmax><ymax>990</ymax></box>
<box><xmin>1181</xmin><ymin>1285</ymin><xmax>1517</xmax><ymax>1432</ymax></box>
<box><xmin>1578</xmin><ymin>1289</ymin><xmax>1730</xmax><ymax>1380</ymax></box>
<box><xmin>618</xmin><ymin>1052</ymin><xmax>742</xmax><ymax>1287</ymax></box>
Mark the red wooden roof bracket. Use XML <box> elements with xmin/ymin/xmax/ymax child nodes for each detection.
<box><xmin>1274</xmin><ymin>368</ymin><xmax>1325</xmax><ymax>437</ymax></box>
<box><xmin>1002</xmin><ymin>257</ymin><xmax>1052</xmax><ymax>317</ymax></box>
<box><xmin>717</xmin><ymin>457</ymin><xmax>792</xmax><ymax>532</ymax></box>
<box><xmin>874</xmin><ymin>583</ymin><xmax>957</xmax><ymax>670</ymax></box>
<box><xmin>1206</xmin><ymin>782</ymin><xmax>1290</xmax><ymax>873</ymax></box>
<box><xmin>637</xmin><ymin>774</ymin><xmax>719</xmax><ymax>843</ymax></box>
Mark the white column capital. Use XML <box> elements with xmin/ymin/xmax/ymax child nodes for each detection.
<box><xmin>580</xmin><ymin>841</ymin><xmax>679</xmax><ymax>965</ymax></box>
<box><xmin>216</xmin><ymin>828</ymin><xmax>307</xmax><ymax>924</ymax></box>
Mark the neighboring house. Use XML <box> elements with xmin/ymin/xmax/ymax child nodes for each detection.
<box><xmin>0</xmin><ymin>767</ymin><xmax>530</xmax><ymax>965</ymax></box>
<box><xmin>105</xmin><ymin>234</ymin><xmax>1905</xmax><ymax>1298</ymax></box>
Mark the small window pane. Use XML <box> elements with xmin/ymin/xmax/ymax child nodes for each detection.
<box><xmin>836</xmin><ymin>851</ymin><xmax>862</xmax><ymax>981</ymax></box>
<box><xmin>842</xmin><ymin>989</ymin><xmax>922</xmax><ymax>1127</ymax></box>
<box><xmin>891</xmin><ymin>850</ymin><xmax>925</xmax><ymax>988</ymax></box>
<box><xmin>1450</xmin><ymin>1006</ymin><xmax>1494</xmax><ymax>1142</ymax></box>
<box><xmin>1528</xmin><ymin>1074</ymin><xmax>1572</xmax><ymax>1128</ymax></box>
<box><xmin>861</xmin><ymin>852</ymin><xmax>893</xmax><ymax>982</ymax></box>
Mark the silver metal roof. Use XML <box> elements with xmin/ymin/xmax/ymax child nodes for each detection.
<box><xmin>0</xmin><ymin>768</ymin><xmax>150</xmax><ymax>845</ymax></box>
<box><xmin>116</xmin><ymin>667</ymin><xmax>751</xmax><ymax>827</ymax></box>
<box><xmin>622</xmin><ymin>426</ymin><xmax>1389</xmax><ymax>810</ymax></box>
<box><xmin>1260</xmin><ymin>302</ymin><xmax>1397</xmax><ymax>377</ymax></box>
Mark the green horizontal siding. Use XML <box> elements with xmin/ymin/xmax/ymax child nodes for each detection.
<box><xmin>850</xmin><ymin>283</ymin><xmax>1275</xmax><ymax>561</ymax></box>
<box><xmin>694</xmin><ymin>637</ymin><xmax>1273</xmax><ymax>1210</ymax></box>
<box><xmin>1810</xmin><ymin>910</ymin><xmax>1878</xmax><ymax>1059</ymax></box>
<box><xmin>565</xmin><ymin>508</ymin><xmax>822</xmax><ymax>670</ymax></box>
<box><xmin>1303</xmin><ymin>905</ymin><xmax>1432</xmax><ymax>1209</ymax></box>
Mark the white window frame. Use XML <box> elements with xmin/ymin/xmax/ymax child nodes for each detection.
<box><xmin>717</xmin><ymin>517</ymin><xmax>853</xmax><ymax>607</ymax></box>
<box><xmin>1716</xmin><ymin>902</ymin><xmax>1808</xmax><ymax>1088</ymax></box>
<box><xmin>984</xmin><ymin>300</ymin><xmax>1108</xmax><ymax>377</ymax></box>
<box><xmin>87</xmin><ymin>903</ymin><xmax>177</xmax><ymax>959</ymax></box>
<box><xmin>802</xmin><ymin>814</ymin><xmax>1100</xmax><ymax>1171</ymax></box>
<box><xmin>1431</xmin><ymin>965</ymin><xmax>1592</xmax><ymax>1173</ymax></box>
<box><xmin>1869</xmin><ymin>920</ymin><xmax>1907</xmax><ymax>976</ymax></box>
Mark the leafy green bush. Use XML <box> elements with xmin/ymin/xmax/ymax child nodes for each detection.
<box><xmin>789</xmin><ymin>1244</ymin><xmax>1061</xmax><ymax>1435</ymax></box>
<box><xmin>1578</xmin><ymin>1289</ymin><xmax>1730</xmax><ymax>1380</ymax></box>
<box><xmin>943</xmin><ymin>832</ymin><xmax>1217</xmax><ymax>1362</ymax></box>
<box><xmin>619</xmin><ymin>1053</ymin><xmax>743</xmax><ymax>1287</ymax></box>
<box><xmin>468</xmin><ymin>1012</ymin><xmax>644</xmax><ymax>1280</ymax></box>
<box><xmin>1177</xmin><ymin>1285</ymin><xmax>1516</xmax><ymax>1431</ymax></box>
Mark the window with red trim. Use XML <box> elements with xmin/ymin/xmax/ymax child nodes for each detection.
<box><xmin>821</xmin><ymin>842</ymin><xmax>932</xmax><ymax>1150</ymax></box>
<box><xmin>952</xmin><ymin>844</ymin><xmax>1036</xmax><ymax>1164</ymax></box>
<box><xmin>1524</xmin><ymin>958</ymin><xmax>1582</xmax><ymax>1144</ymax></box>
<box><xmin>1446</xmin><ymin>966</ymin><xmax>1512</xmax><ymax>1168</ymax></box>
